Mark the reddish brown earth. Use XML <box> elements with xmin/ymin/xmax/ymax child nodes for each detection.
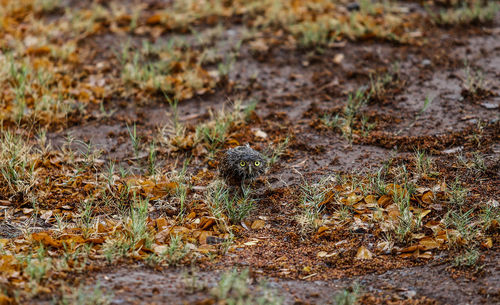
<box><xmin>57</xmin><ymin>11</ymin><xmax>499</xmax><ymax>305</ymax></box>
<box><xmin>1</xmin><ymin>1</ymin><xmax>499</xmax><ymax>304</ymax></box>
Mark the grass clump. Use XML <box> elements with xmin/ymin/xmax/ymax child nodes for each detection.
<box><xmin>195</xmin><ymin>100</ymin><xmax>257</xmax><ymax>155</ymax></box>
<box><xmin>0</xmin><ymin>131</ymin><xmax>36</xmax><ymax>199</ymax></box>
<box><xmin>207</xmin><ymin>180</ymin><xmax>255</xmax><ymax>225</ymax></box>
<box><xmin>211</xmin><ymin>269</ymin><xmax>282</xmax><ymax>305</ymax></box>
<box><xmin>431</xmin><ymin>1</ymin><xmax>499</xmax><ymax>26</ymax></box>
<box><xmin>331</xmin><ymin>283</ymin><xmax>361</xmax><ymax>305</ymax></box>
<box><xmin>119</xmin><ymin>39</ymin><xmax>216</xmax><ymax>99</ymax></box>
<box><xmin>453</xmin><ymin>247</ymin><xmax>480</xmax><ymax>268</ymax></box>
<box><xmin>413</xmin><ymin>149</ymin><xmax>435</xmax><ymax>178</ymax></box>
<box><xmin>267</xmin><ymin>136</ymin><xmax>290</xmax><ymax>166</ymax></box>
<box><xmin>321</xmin><ymin>89</ymin><xmax>372</xmax><ymax>142</ymax></box>
<box><xmin>388</xmin><ymin>166</ymin><xmax>420</xmax><ymax>244</ymax></box>
<box><xmin>58</xmin><ymin>282</ymin><xmax>112</xmax><ymax>305</ymax></box>
<box><xmin>296</xmin><ymin>177</ymin><xmax>332</xmax><ymax>235</ymax></box>
<box><xmin>368</xmin><ymin>64</ymin><xmax>400</xmax><ymax>103</ymax></box>
<box><xmin>18</xmin><ymin>246</ymin><xmax>52</xmax><ymax>285</ymax></box>
<box><xmin>448</xmin><ymin>178</ymin><xmax>468</xmax><ymax>207</ymax></box>
<box><xmin>2</xmin><ymin>56</ymin><xmax>78</xmax><ymax>125</ymax></box>
<box><xmin>147</xmin><ymin>234</ymin><xmax>189</xmax><ymax>267</ymax></box>
<box><xmin>102</xmin><ymin>196</ymin><xmax>153</xmax><ymax>262</ymax></box>
<box><xmin>463</xmin><ymin>64</ymin><xmax>486</xmax><ymax>98</ymax></box>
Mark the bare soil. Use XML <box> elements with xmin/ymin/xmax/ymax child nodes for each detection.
<box><xmin>1</xmin><ymin>1</ymin><xmax>499</xmax><ymax>304</ymax></box>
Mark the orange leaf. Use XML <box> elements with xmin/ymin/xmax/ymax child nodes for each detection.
<box><xmin>156</xmin><ymin>218</ymin><xmax>169</xmax><ymax>230</ymax></box>
<box><xmin>199</xmin><ymin>231</ymin><xmax>211</xmax><ymax>244</ymax></box>
<box><xmin>0</xmin><ymin>293</ymin><xmax>13</xmax><ymax>305</ymax></box>
<box><xmin>400</xmin><ymin>245</ymin><xmax>418</xmax><ymax>253</ymax></box>
<box><xmin>0</xmin><ymin>255</ymin><xmax>16</xmax><ymax>273</ymax></box>
<box><xmin>421</xmin><ymin>191</ymin><xmax>434</xmax><ymax>204</ymax></box>
<box><xmin>199</xmin><ymin>218</ymin><xmax>215</xmax><ymax>230</ymax></box>
<box><xmin>377</xmin><ymin>195</ymin><xmax>392</xmax><ymax>208</ymax></box>
<box><xmin>317</xmin><ymin>226</ymin><xmax>329</xmax><ymax>234</ymax></box>
<box><xmin>146</xmin><ymin>14</ymin><xmax>163</xmax><ymax>25</ymax></box>
<box><xmin>32</xmin><ymin>232</ymin><xmax>61</xmax><ymax>248</ymax></box>
<box><xmin>26</xmin><ymin>46</ymin><xmax>51</xmax><ymax>56</ymax></box>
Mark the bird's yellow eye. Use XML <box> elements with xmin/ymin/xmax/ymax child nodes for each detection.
<box><xmin>239</xmin><ymin>161</ymin><xmax>246</xmax><ymax>167</ymax></box>
<box><xmin>254</xmin><ymin>161</ymin><xmax>261</xmax><ymax>166</ymax></box>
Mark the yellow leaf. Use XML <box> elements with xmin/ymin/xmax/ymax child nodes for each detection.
<box><xmin>418</xmin><ymin>237</ymin><xmax>439</xmax><ymax>250</ymax></box>
<box><xmin>347</xmin><ymin>193</ymin><xmax>363</xmax><ymax>205</ymax></box>
<box><xmin>364</xmin><ymin>195</ymin><xmax>377</xmax><ymax>205</ymax></box>
<box><xmin>481</xmin><ymin>238</ymin><xmax>492</xmax><ymax>249</ymax></box>
<box><xmin>251</xmin><ymin>220</ymin><xmax>265</xmax><ymax>230</ymax></box>
<box><xmin>421</xmin><ymin>191</ymin><xmax>434</xmax><ymax>204</ymax></box>
<box><xmin>355</xmin><ymin>246</ymin><xmax>373</xmax><ymax>260</ymax></box>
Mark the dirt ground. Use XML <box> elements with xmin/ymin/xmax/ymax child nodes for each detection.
<box><xmin>0</xmin><ymin>1</ymin><xmax>499</xmax><ymax>304</ymax></box>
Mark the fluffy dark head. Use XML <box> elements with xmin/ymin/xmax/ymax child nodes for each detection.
<box><xmin>219</xmin><ymin>145</ymin><xmax>267</xmax><ymax>185</ymax></box>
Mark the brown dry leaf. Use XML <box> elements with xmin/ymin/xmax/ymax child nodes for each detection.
<box><xmin>32</xmin><ymin>232</ymin><xmax>61</xmax><ymax>248</ymax></box>
<box><xmin>196</xmin><ymin>244</ymin><xmax>214</xmax><ymax>254</ymax></box>
<box><xmin>198</xmin><ymin>231</ymin><xmax>211</xmax><ymax>245</ymax></box>
<box><xmin>364</xmin><ymin>194</ymin><xmax>377</xmax><ymax>205</ymax></box>
<box><xmin>140</xmin><ymin>180</ymin><xmax>178</xmax><ymax>199</ymax></box>
<box><xmin>86</xmin><ymin>237</ymin><xmax>105</xmax><ymax>244</ymax></box>
<box><xmin>317</xmin><ymin>251</ymin><xmax>337</xmax><ymax>258</ymax></box>
<box><xmin>417</xmin><ymin>251</ymin><xmax>433</xmax><ymax>259</ymax></box>
<box><xmin>386</xmin><ymin>204</ymin><xmax>400</xmax><ymax>219</ymax></box>
<box><xmin>40</xmin><ymin>210</ymin><xmax>53</xmax><ymax>221</ymax></box>
<box><xmin>26</xmin><ymin>46</ymin><xmax>51</xmax><ymax>56</ymax></box>
<box><xmin>0</xmin><ymin>293</ymin><xmax>13</xmax><ymax>305</ymax></box>
<box><xmin>155</xmin><ymin>229</ymin><xmax>170</xmax><ymax>243</ymax></box>
<box><xmin>249</xmin><ymin>38</ymin><xmax>269</xmax><ymax>53</ymax></box>
<box><xmin>0</xmin><ymin>255</ymin><xmax>16</xmax><ymax>273</ymax></box>
<box><xmin>421</xmin><ymin>191</ymin><xmax>434</xmax><ymax>204</ymax></box>
<box><xmin>377</xmin><ymin>195</ymin><xmax>392</xmax><ymax>208</ymax></box>
<box><xmin>355</xmin><ymin>246</ymin><xmax>373</xmax><ymax>260</ymax></box>
<box><xmin>185</xmin><ymin>211</ymin><xmax>197</xmax><ymax>220</ymax></box>
<box><xmin>153</xmin><ymin>244</ymin><xmax>168</xmax><ymax>255</ymax></box>
<box><xmin>481</xmin><ymin>238</ymin><xmax>492</xmax><ymax>249</ymax></box>
<box><xmin>346</xmin><ymin>193</ymin><xmax>363</xmax><ymax>205</ymax></box>
<box><xmin>418</xmin><ymin>237</ymin><xmax>440</xmax><ymax>250</ymax></box>
<box><xmin>251</xmin><ymin>220</ymin><xmax>265</xmax><ymax>230</ymax></box>
<box><xmin>199</xmin><ymin>218</ymin><xmax>216</xmax><ymax>230</ymax></box>
<box><xmin>319</xmin><ymin>191</ymin><xmax>336</xmax><ymax>207</ymax></box>
<box><xmin>59</xmin><ymin>234</ymin><xmax>86</xmax><ymax>245</ymax></box>
<box><xmin>146</xmin><ymin>14</ymin><xmax>163</xmax><ymax>25</ymax></box>
<box><xmin>170</xmin><ymin>226</ymin><xmax>190</xmax><ymax>236</ymax></box>
<box><xmin>424</xmin><ymin>220</ymin><xmax>442</xmax><ymax>232</ymax></box>
<box><xmin>418</xmin><ymin>209</ymin><xmax>432</xmax><ymax>219</ymax></box>
<box><xmin>156</xmin><ymin>218</ymin><xmax>169</xmax><ymax>230</ymax></box>
<box><xmin>317</xmin><ymin>226</ymin><xmax>329</xmax><ymax>234</ymax></box>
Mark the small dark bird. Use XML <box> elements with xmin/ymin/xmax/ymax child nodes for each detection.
<box><xmin>219</xmin><ymin>145</ymin><xmax>267</xmax><ymax>186</ymax></box>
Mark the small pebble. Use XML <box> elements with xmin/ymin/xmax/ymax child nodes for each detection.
<box><xmin>346</xmin><ymin>2</ymin><xmax>360</xmax><ymax>11</ymax></box>
<box><xmin>481</xmin><ymin>102</ymin><xmax>499</xmax><ymax>109</ymax></box>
